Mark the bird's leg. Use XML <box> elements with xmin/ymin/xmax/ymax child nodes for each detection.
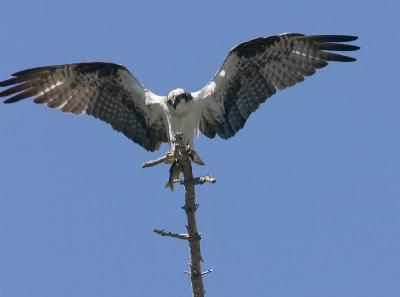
<box><xmin>165</xmin><ymin>139</ymin><xmax>203</xmax><ymax>164</ymax></box>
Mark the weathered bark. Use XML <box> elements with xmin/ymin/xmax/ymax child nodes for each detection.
<box><xmin>174</xmin><ymin>134</ymin><xmax>205</xmax><ymax>297</ymax></box>
<box><xmin>144</xmin><ymin>133</ymin><xmax>214</xmax><ymax>297</ymax></box>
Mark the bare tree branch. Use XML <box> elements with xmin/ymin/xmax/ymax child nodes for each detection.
<box><xmin>182</xmin><ymin>175</ymin><xmax>216</xmax><ymax>186</ymax></box>
<box><xmin>144</xmin><ymin>132</ymin><xmax>213</xmax><ymax>297</ymax></box>
<box><xmin>201</xmin><ymin>269</ymin><xmax>214</xmax><ymax>276</ymax></box>
<box><xmin>153</xmin><ymin>229</ymin><xmax>189</xmax><ymax>240</ymax></box>
<box><xmin>142</xmin><ymin>153</ymin><xmax>173</xmax><ymax>168</ymax></box>
<box><xmin>173</xmin><ymin>133</ymin><xmax>206</xmax><ymax>297</ymax></box>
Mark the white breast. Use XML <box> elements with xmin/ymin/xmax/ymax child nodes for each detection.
<box><xmin>166</xmin><ymin>103</ymin><xmax>200</xmax><ymax>145</ymax></box>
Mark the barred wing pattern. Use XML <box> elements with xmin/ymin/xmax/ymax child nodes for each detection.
<box><xmin>0</xmin><ymin>62</ymin><xmax>167</xmax><ymax>151</ymax></box>
<box><xmin>197</xmin><ymin>34</ymin><xmax>359</xmax><ymax>139</ymax></box>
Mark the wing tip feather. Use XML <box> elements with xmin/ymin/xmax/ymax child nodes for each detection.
<box><xmin>12</xmin><ymin>65</ymin><xmax>57</xmax><ymax>77</ymax></box>
<box><xmin>0</xmin><ymin>78</ymin><xmax>17</xmax><ymax>87</ymax></box>
<box><xmin>4</xmin><ymin>97</ymin><xmax>22</xmax><ymax>104</ymax></box>
<box><xmin>306</xmin><ymin>35</ymin><xmax>359</xmax><ymax>42</ymax></box>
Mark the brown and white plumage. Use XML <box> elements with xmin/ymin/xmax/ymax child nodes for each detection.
<box><xmin>194</xmin><ymin>34</ymin><xmax>359</xmax><ymax>139</ymax></box>
<box><xmin>0</xmin><ymin>33</ymin><xmax>359</xmax><ymax>162</ymax></box>
<box><xmin>0</xmin><ymin>62</ymin><xmax>167</xmax><ymax>151</ymax></box>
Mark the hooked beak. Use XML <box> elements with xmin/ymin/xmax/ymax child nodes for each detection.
<box><xmin>167</xmin><ymin>98</ymin><xmax>175</xmax><ymax>109</ymax></box>
<box><xmin>167</xmin><ymin>97</ymin><xmax>180</xmax><ymax>109</ymax></box>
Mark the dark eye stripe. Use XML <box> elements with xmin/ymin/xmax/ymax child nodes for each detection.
<box><xmin>182</xmin><ymin>93</ymin><xmax>192</xmax><ymax>101</ymax></box>
<box><xmin>175</xmin><ymin>92</ymin><xmax>192</xmax><ymax>103</ymax></box>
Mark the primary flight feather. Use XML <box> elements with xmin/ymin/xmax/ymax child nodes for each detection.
<box><xmin>0</xmin><ymin>33</ymin><xmax>359</xmax><ymax>164</ymax></box>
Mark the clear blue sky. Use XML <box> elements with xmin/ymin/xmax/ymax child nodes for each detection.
<box><xmin>0</xmin><ymin>1</ymin><xmax>398</xmax><ymax>296</ymax></box>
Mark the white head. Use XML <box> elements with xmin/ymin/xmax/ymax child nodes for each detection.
<box><xmin>167</xmin><ymin>88</ymin><xmax>193</xmax><ymax>114</ymax></box>
<box><xmin>167</xmin><ymin>88</ymin><xmax>185</xmax><ymax>100</ymax></box>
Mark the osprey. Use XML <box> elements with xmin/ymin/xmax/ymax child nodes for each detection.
<box><xmin>0</xmin><ymin>33</ymin><xmax>359</xmax><ymax>165</ymax></box>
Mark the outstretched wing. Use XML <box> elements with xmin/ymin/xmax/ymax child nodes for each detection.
<box><xmin>0</xmin><ymin>62</ymin><xmax>168</xmax><ymax>151</ymax></box>
<box><xmin>194</xmin><ymin>34</ymin><xmax>359</xmax><ymax>139</ymax></box>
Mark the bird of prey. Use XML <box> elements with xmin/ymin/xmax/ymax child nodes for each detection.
<box><xmin>0</xmin><ymin>33</ymin><xmax>359</xmax><ymax>165</ymax></box>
